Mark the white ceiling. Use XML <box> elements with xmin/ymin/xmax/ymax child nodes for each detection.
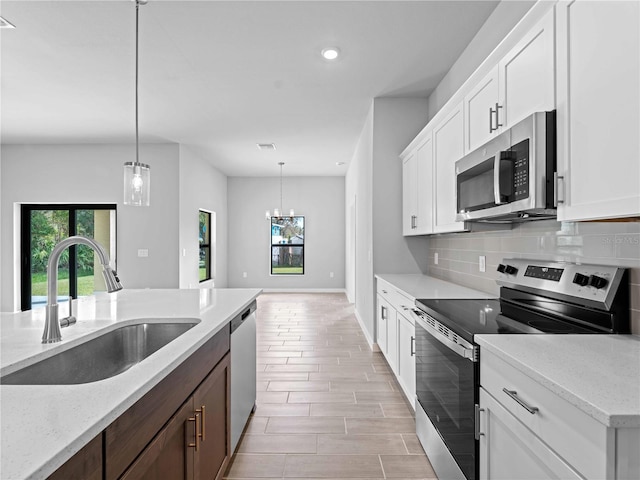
<box><xmin>0</xmin><ymin>0</ymin><xmax>499</xmax><ymax>177</ymax></box>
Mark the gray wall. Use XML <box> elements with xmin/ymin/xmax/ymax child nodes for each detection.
<box><xmin>0</xmin><ymin>144</ymin><xmax>181</xmax><ymax>311</ymax></box>
<box><xmin>427</xmin><ymin>0</ymin><xmax>536</xmax><ymax>120</ymax></box>
<box><xmin>346</xmin><ymin>97</ymin><xmax>430</xmax><ymax>345</ymax></box>
<box><xmin>227</xmin><ymin>176</ymin><xmax>345</xmax><ymax>290</ymax></box>
<box><xmin>426</xmin><ymin>220</ymin><xmax>640</xmax><ymax>334</ymax></box>
<box><xmin>179</xmin><ymin>145</ymin><xmax>228</xmax><ymax>289</ymax></box>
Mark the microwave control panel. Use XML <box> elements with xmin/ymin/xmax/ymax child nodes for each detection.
<box><xmin>510</xmin><ymin>139</ymin><xmax>529</xmax><ymax>200</ymax></box>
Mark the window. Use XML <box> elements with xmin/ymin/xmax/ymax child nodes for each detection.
<box><xmin>21</xmin><ymin>204</ymin><xmax>117</xmax><ymax>311</ymax></box>
<box><xmin>199</xmin><ymin>210</ymin><xmax>212</xmax><ymax>282</ymax></box>
<box><xmin>271</xmin><ymin>216</ymin><xmax>304</xmax><ymax>275</ymax></box>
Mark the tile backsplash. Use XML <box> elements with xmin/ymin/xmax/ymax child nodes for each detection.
<box><xmin>427</xmin><ymin>220</ymin><xmax>640</xmax><ymax>334</ymax></box>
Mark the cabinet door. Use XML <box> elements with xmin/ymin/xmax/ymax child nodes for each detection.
<box><xmin>120</xmin><ymin>400</ymin><xmax>194</xmax><ymax>480</ymax></box>
<box><xmin>479</xmin><ymin>388</ymin><xmax>583</xmax><ymax>480</ymax></box>
<box><xmin>396</xmin><ymin>312</ymin><xmax>415</xmax><ymax>409</ymax></box>
<box><xmin>376</xmin><ymin>295</ymin><xmax>388</xmax><ymax>355</ymax></box>
<box><xmin>556</xmin><ymin>0</ymin><xmax>640</xmax><ymax>221</ymax></box>
<box><xmin>464</xmin><ymin>66</ymin><xmax>500</xmax><ymax>152</ymax></box>
<box><xmin>194</xmin><ymin>353</ymin><xmax>231</xmax><ymax>480</ymax></box>
<box><xmin>433</xmin><ymin>103</ymin><xmax>467</xmax><ymax>233</ymax></box>
<box><xmin>49</xmin><ymin>434</ymin><xmax>102</xmax><ymax>480</ymax></box>
<box><xmin>402</xmin><ymin>152</ymin><xmax>418</xmax><ymax>236</ymax></box>
<box><xmin>498</xmin><ymin>8</ymin><xmax>555</xmax><ymax>129</ymax></box>
<box><xmin>415</xmin><ymin>134</ymin><xmax>434</xmax><ymax>235</ymax></box>
<box><xmin>386</xmin><ymin>306</ymin><xmax>398</xmax><ymax>374</ymax></box>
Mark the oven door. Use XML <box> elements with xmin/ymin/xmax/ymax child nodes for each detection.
<box><xmin>413</xmin><ymin>311</ymin><xmax>478</xmax><ymax>480</ymax></box>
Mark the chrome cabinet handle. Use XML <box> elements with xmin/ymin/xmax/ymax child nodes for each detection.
<box><xmin>554</xmin><ymin>173</ymin><xmax>565</xmax><ymax>205</ymax></box>
<box><xmin>410</xmin><ymin>215</ymin><xmax>417</xmax><ymax>229</ymax></box>
<box><xmin>502</xmin><ymin>388</ymin><xmax>539</xmax><ymax>414</ymax></box>
<box><xmin>381</xmin><ymin>305</ymin><xmax>387</xmax><ymax>320</ymax></box>
<box><xmin>475</xmin><ymin>404</ymin><xmax>485</xmax><ymax>440</ymax></box>
<box><xmin>489</xmin><ymin>103</ymin><xmax>503</xmax><ymax>133</ymax></box>
<box><xmin>410</xmin><ymin>336</ymin><xmax>415</xmax><ymax>356</ymax></box>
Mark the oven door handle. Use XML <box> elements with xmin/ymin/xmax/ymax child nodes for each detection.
<box><xmin>494</xmin><ymin>154</ymin><xmax>506</xmax><ymax>205</ymax></box>
<box><xmin>411</xmin><ymin>310</ymin><xmax>477</xmax><ymax>362</ymax></box>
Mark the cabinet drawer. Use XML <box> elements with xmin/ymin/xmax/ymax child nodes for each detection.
<box><xmin>377</xmin><ymin>279</ymin><xmax>413</xmax><ymax>312</ymax></box>
<box><xmin>481</xmin><ymin>349</ymin><xmax>611</xmax><ymax>479</ymax></box>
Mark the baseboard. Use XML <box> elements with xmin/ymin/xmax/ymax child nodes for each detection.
<box><xmin>354</xmin><ymin>308</ymin><xmax>374</xmax><ymax>349</ymax></box>
<box><xmin>261</xmin><ymin>288</ymin><xmax>346</xmax><ymax>294</ymax></box>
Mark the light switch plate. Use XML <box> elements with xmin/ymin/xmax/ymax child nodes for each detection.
<box><xmin>138</xmin><ymin>249</ymin><xmax>149</xmax><ymax>258</ymax></box>
<box><xmin>479</xmin><ymin>255</ymin><xmax>486</xmax><ymax>272</ymax></box>
<box><xmin>434</xmin><ymin>252</ymin><xmax>439</xmax><ymax>265</ymax></box>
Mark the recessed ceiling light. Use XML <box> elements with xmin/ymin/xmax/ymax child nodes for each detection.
<box><xmin>0</xmin><ymin>16</ymin><xmax>16</xmax><ymax>29</ymax></box>
<box><xmin>336</xmin><ymin>162</ymin><xmax>346</xmax><ymax>166</ymax></box>
<box><xmin>321</xmin><ymin>47</ymin><xmax>340</xmax><ymax>61</ymax></box>
<box><xmin>257</xmin><ymin>143</ymin><xmax>276</xmax><ymax>151</ymax></box>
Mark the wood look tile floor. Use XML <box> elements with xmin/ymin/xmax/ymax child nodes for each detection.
<box><xmin>224</xmin><ymin>293</ymin><xmax>437</xmax><ymax>480</ymax></box>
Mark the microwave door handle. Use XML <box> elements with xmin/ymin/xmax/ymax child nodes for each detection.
<box><xmin>494</xmin><ymin>154</ymin><xmax>505</xmax><ymax>205</ymax></box>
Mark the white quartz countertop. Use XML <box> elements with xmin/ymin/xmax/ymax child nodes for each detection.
<box><xmin>0</xmin><ymin>288</ymin><xmax>261</xmax><ymax>480</ymax></box>
<box><xmin>476</xmin><ymin>334</ymin><xmax>640</xmax><ymax>428</ymax></box>
<box><xmin>375</xmin><ymin>273</ymin><xmax>494</xmax><ymax>301</ymax></box>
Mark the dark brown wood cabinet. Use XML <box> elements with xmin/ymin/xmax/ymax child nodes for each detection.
<box><xmin>120</xmin><ymin>353</ymin><xmax>231</xmax><ymax>480</ymax></box>
<box><xmin>48</xmin><ymin>434</ymin><xmax>102</xmax><ymax>480</ymax></box>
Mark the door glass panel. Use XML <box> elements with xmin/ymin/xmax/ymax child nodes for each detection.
<box><xmin>30</xmin><ymin>210</ymin><xmax>69</xmax><ymax>308</ymax></box>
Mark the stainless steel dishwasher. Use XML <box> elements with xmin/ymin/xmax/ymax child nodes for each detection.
<box><xmin>230</xmin><ymin>301</ymin><xmax>257</xmax><ymax>453</ymax></box>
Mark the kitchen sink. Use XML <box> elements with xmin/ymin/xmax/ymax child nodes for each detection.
<box><xmin>1</xmin><ymin>321</ymin><xmax>199</xmax><ymax>385</ymax></box>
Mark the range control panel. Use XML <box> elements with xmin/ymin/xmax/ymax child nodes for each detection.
<box><xmin>496</xmin><ymin>258</ymin><xmax>626</xmax><ymax>307</ymax></box>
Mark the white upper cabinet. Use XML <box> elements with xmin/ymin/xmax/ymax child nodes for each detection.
<box><xmin>402</xmin><ymin>151</ymin><xmax>418</xmax><ymax>236</ymax></box>
<box><xmin>433</xmin><ymin>102</ymin><xmax>467</xmax><ymax>233</ymax></box>
<box><xmin>402</xmin><ymin>133</ymin><xmax>434</xmax><ymax>236</ymax></box>
<box><xmin>498</xmin><ymin>8</ymin><xmax>555</xmax><ymax>129</ymax></box>
<box><xmin>464</xmin><ymin>9</ymin><xmax>555</xmax><ymax>153</ymax></box>
<box><xmin>556</xmin><ymin>0</ymin><xmax>640</xmax><ymax>221</ymax></box>
<box><xmin>464</xmin><ymin>67</ymin><xmax>500</xmax><ymax>153</ymax></box>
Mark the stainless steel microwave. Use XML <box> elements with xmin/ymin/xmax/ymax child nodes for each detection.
<box><xmin>455</xmin><ymin>111</ymin><xmax>557</xmax><ymax>223</ymax></box>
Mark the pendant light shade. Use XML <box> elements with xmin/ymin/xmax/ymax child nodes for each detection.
<box><xmin>124</xmin><ymin>0</ymin><xmax>150</xmax><ymax>206</ymax></box>
<box><xmin>124</xmin><ymin>161</ymin><xmax>150</xmax><ymax>206</ymax></box>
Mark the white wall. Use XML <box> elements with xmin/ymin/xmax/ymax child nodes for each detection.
<box><xmin>0</xmin><ymin>144</ymin><xmax>181</xmax><ymax>311</ymax></box>
<box><xmin>345</xmin><ymin>97</ymin><xmax>430</xmax><ymax>345</ymax></box>
<box><xmin>178</xmin><ymin>145</ymin><xmax>228</xmax><ymax>289</ymax></box>
<box><xmin>227</xmin><ymin>176</ymin><xmax>345</xmax><ymax>290</ymax></box>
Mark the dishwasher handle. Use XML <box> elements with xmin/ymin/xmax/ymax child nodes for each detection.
<box><xmin>231</xmin><ymin>301</ymin><xmax>257</xmax><ymax>334</ymax></box>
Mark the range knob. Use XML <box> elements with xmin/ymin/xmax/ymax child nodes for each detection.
<box><xmin>504</xmin><ymin>265</ymin><xmax>518</xmax><ymax>275</ymax></box>
<box><xmin>497</xmin><ymin>264</ymin><xmax>506</xmax><ymax>273</ymax></box>
<box><xmin>572</xmin><ymin>273</ymin><xmax>589</xmax><ymax>286</ymax></box>
<box><xmin>589</xmin><ymin>275</ymin><xmax>608</xmax><ymax>289</ymax></box>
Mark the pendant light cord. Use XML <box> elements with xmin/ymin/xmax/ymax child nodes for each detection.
<box><xmin>135</xmin><ymin>0</ymin><xmax>140</xmax><ymax>164</ymax></box>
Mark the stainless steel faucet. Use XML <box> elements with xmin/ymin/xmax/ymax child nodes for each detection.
<box><xmin>43</xmin><ymin>235</ymin><xmax>123</xmax><ymax>343</ymax></box>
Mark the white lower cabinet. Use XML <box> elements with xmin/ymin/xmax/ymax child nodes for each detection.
<box><xmin>479</xmin><ymin>388</ymin><xmax>582</xmax><ymax>480</ymax></box>
<box><xmin>396</xmin><ymin>311</ymin><xmax>415</xmax><ymax>409</ymax></box>
<box><xmin>480</xmin><ymin>348</ymin><xmax>640</xmax><ymax>480</ymax></box>
<box><xmin>376</xmin><ymin>294</ymin><xmax>389</xmax><ymax>356</ymax></box>
<box><xmin>376</xmin><ymin>279</ymin><xmax>416</xmax><ymax>408</ymax></box>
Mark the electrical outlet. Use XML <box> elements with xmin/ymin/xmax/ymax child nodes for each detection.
<box><xmin>434</xmin><ymin>252</ymin><xmax>439</xmax><ymax>265</ymax></box>
<box><xmin>137</xmin><ymin>249</ymin><xmax>149</xmax><ymax>257</ymax></box>
<box><xmin>479</xmin><ymin>255</ymin><xmax>486</xmax><ymax>272</ymax></box>
<box><xmin>330</xmin><ymin>272</ymin><xmax>334</xmax><ymax>278</ymax></box>
<box><xmin>242</xmin><ymin>272</ymin><xmax>247</xmax><ymax>278</ymax></box>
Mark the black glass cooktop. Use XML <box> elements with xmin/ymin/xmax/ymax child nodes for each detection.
<box><xmin>415</xmin><ymin>297</ymin><xmax>596</xmax><ymax>343</ymax></box>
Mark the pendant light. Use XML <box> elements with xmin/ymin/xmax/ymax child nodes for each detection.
<box><xmin>265</xmin><ymin>162</ymin><xmax>295</xmax><ymax>220</ymax></box>
<box><xmin>124</xmin><ymin>0</ymin><xmax>150</xmax><ymax>206</ymax></box>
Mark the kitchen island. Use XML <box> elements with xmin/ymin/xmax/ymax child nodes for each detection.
<box><xmin>0</xmin><ymin>288</ymin><xmax>261</xmax><ymax>480</ymax></box>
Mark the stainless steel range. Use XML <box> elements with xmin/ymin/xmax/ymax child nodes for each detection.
<box><xmin>409</xmin><ymin>259</ymin><xmax>630</xmax><ymax>480</ymax></box>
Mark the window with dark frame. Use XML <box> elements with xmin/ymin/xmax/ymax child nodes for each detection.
<box><xmin>20</xmin><ymin>204</ymin><xmax>117</xmax><ymax>311</ymax></box>
<box><xmin>270</xmin><ymin>216</ymin><xmax>304</xmax><ymax>275</ymax></box>
<box><xmin>199</xmin><ymin>210</ymin><xmax>212</xmax><ymax>282</ymax></box>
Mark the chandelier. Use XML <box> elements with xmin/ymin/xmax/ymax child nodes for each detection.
<box><xmin>265</xmin><ymin>162</ymin><xmax>295</xmax><ymax>219</ymax></box>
